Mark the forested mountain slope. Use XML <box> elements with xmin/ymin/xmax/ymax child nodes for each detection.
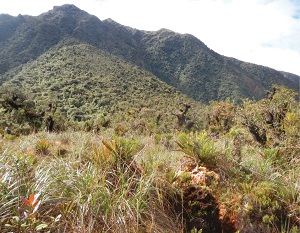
<box><xmin>0</xmin><ymin>4</ymin><xmax>298</xmax><ymax>103</ymax></box>
<box><xmin>1</xmin><ymin>43</ymin><xmax>203</xmax><ymax>132</ymax></box>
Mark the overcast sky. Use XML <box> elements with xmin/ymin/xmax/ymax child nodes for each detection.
<box><xmin>1</xmin><ymin>0</ymin><xmax>300</xmax><ymax>76</ymax></box>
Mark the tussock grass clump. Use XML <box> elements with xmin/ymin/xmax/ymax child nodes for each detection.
<box><xmin>0</xmin><ymin>131</ymin><xmax>183</xmax><ymax>233</ymax></box>
<box><xmin>176</xmin><ymin>132</ymin><xmax>217</xmax><ymax>168</ymax></box>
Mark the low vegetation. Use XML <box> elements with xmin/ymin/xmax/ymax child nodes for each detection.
<box><xmin>1</xmin><ymin>85</ymin><xmax>299</xmax><ymax>232</ymax></box>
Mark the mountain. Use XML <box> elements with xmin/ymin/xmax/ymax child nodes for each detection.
<box><xmin>0</xmin><ymin>4</ymin><xmax>299</xmax><ymax>103</ymax></box>
<box><xmin>1</xmin><ymin>42</ymin><xmax>205</xmax><ymax>133</ymax></box>
<box><xmin>281</xmin><ymin>71</ymin><xmax>300</xmax><ymax>85</ymax></box>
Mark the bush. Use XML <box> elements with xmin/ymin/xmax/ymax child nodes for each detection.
<box><xmin>176</xmin><ymin>132</ymin><xmax>217</xmax><ymax>167</ymax></box>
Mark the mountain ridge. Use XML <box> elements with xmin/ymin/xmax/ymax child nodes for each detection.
<box><xmin>0</xmin><ymin>4</ymin><xmax>299</xmax><ymax>103</ymax></box>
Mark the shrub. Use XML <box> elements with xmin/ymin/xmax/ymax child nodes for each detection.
<box><xmin>176</xmin><ymin>132</ymin><xmax>217</xmax><ymax>167</ymax></box>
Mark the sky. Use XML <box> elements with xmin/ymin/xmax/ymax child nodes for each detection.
<box><xmin>1</xmin><ymin>0</ymin><xmax>300</xmax><ymax>76</ymax></box>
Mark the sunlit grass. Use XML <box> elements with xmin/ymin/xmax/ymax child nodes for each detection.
<box><xmin>1</xmin><ymin>123</ymin><xmax>300</xmax><ymax>232</ymax></box>
<box><xmin>0</xmin><ymin>131</ymin><xmax>183</xmax><ymax>232</ymax></box>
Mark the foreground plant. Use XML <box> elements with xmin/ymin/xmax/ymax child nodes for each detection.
<box><xmin>176</xmin><ymin>132</ymin><xmax>217</xmax><ymax>167</ymax></box>
<box><xmin>4</xmin><ymin>193</ymin><xmax>50</xmax><ymax>232</ymax></box>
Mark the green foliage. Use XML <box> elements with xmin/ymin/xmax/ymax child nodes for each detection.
<box><xmin>0</xmin><ymin>43</ymin><xmax>205</xmax><ymax>134</ymax></box>
<box><xmin>207</xmin><ymin>101</ymin><xmax>236</xmax><ymax>133</ymax></box>
<box><xmin>35</xmin><ymin>139</ymin><xmax>51</xmax><ymax>156</ymax></box>
<box><xmin>238</xmin><ymin>85</ymin><xmax>299</xmax><ymax>146</ymax></box>
<box><xmin>0</xmin><ymin>36</ymin><xmax>299</xmax><ymax>233</ymax></box>
<box><xmin>0</xmin><ymin>84</ymin><xmax>300</xmax><ymax>232</ymax></box>
<box><xmin>0</xmin><ymin>86</ymin><xmax>44</xmax><ymax>133</ymax></box>
<box><xmin>0</xmin><ymin>4</ymin><xmax>298</xmax><ymax>105</ymax></box>
<box><xmin>176</xmin><ymin>132</ymin><xmax>217</xmax><ymax>167</ymax></box>
<box><xmin>101</xmin><ymin>136</ymin><xmax>143</xmax><ymax>172</ymax></box>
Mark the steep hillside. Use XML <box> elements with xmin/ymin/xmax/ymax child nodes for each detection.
<box><xmin>135</xmin><ymin>28</ymin><xmax>298</xmax><ymax>101</ymax></box>
<box><xmin>1</xmin><ymin>43</ymin><xmax>202</xmax><ymax>131</ymax></box>
<box><xmin>0</xmin><ymin>14</ymin><xmax>25</xmax><ymax>42</ymax></box>
<box><xmin>0</xmin><ymin>4</ymin><xmax>299</xmax><ymax>102</ymax></box>
<box><xmin>281</xmin><ymin>71</ymin><xmax>300</xmax><ymax>85</ymax></box>
<box><xmin>0</xmin><ymin>4</ymin><xmax>141</xmax><ymax>79</ymax></box>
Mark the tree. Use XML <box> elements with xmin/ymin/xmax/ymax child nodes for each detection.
<box><xmin>0</xmin><ymin>85</ymin><xmax>44</xmax><ymax>134</ymax></box>
<box><xmin>172</xmin><ymin>103</ymin><xmax>195</xmax><ymax>130</ymax></box>
<box><xmin>238</xmin><ymin>85</ymin><xmax>298</xmax><ymax>145</ymax></box>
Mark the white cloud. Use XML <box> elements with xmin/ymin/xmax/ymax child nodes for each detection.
<box><xmin>0</xmin><ymin>0</ymin><xmax>299</xmax><ymax>75</ymax></box>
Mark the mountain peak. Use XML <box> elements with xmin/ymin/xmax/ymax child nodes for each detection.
<box><xmin>39</xmin><ymin>4</ymin><xmax>90</xmax><ymax>21</ymax></box>
<box><xmin>52</xmin><ymin>4</ymin><xmax>81</xmax><ymax>12</ymax></box>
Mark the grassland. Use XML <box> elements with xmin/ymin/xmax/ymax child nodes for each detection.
<box><xmin>1</xmin><ymin>86</ymin><xmax>300</xmax><ymax>233</ymax></box>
